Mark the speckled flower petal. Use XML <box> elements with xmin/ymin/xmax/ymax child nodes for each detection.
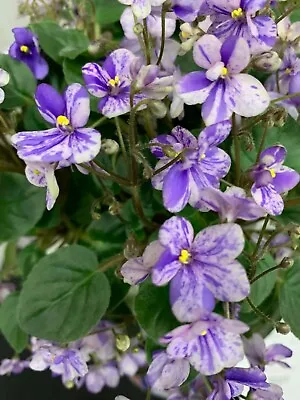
<box><xmin>151</xmin><ymin>158</ymin><xmax>171</xmax><ymax>190</ymax></box>
<box><xmin>251</xmin><ymin>184</ymin><xmax>284</xmax><ymax>216</ymax></box>
<box><xmin>259</xmin><ymin>145</ymin><xmax>286</xmax><ymax>166</ymax></box>
<box><xmin>221</xmin><ymin>36</ymin><xmax>250</xmax><ymax>74</ymax></box>
<box><xmin>103</xmin><ymin>49</ymin><xmax>135</xmax><ymax>84</ymax></box>
<box><xmin>193</xmin><ymin>35</ymin><xmax>222</xmax><ymax>69</ymax></box>
<box><xmin>202</xmin><ymin>81</ymin><xmax>233</xmax><ymax>126</ymax></box>
<box><xmin>272</xmin><ymin>167</ymin><xmax>299</xmax><ymax>193</ymax></box>
<box><xmin>163</xmin><ymin>164</ymin><xmax>191</xmax><ymax>212</ymax></box>
<box><xmin>82</xmin><ymin>63</ymin><xmax>111</xmax><ymax>98</ymax></box>
<box><xmin>68</xmin><ymin>128</ymin><xmax>101</xmax><ymax>164</ymax></box>
<box><xmin>177</xmin><ymin>71</ymin><xmax>214</xmax><ymax>105</ymax></box>
<box><xmin>159</xmin><ymin>216</ymin><xmax>194</xmax><ymax>256</ymax></box>
<box><xmin>171</xmin><ymin>126</ymin><xmax>198</xmax><ymax>149</ymax></box>
<box><xmin>64</xmin><ymin>84</ymin><xmax>90</xmax><ymax>129</ymax></box>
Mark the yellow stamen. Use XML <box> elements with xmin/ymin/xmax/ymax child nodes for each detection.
<box><xmin>231</xmin><ymin>7</ymin><xmax>244</xmax><ymax>19</ymax></box>
<box><xmin>200</xmin><ymin>153</ymin><xmax>206</xmax><ymax>160</ymax></box>
<box><xmin>285</xmin><ymin>68</ymin><xmax>292</xmax><ymax>75</ymax></box>
<box><xmin>181</xmin><ymin>31</ymin><xmax>190</xmax><ymax>39</ymax></box>
<box><xmin>200</xmin><ymin>330</ymin><xmax>207</xmax><ymax>336</ymax></box>
<box><xmin>108</xmin><ymin>75</ymin><xmax>120</xmax><ymax>87</ymax></box>
<box><xmin>269</xmin><ymin>168</ymin><xmax>276</xmax><ymax>178</ymax></box>
<box><xmin>65</xmin><ymin>381</ymin><xmax>74</xmax><ymax>390</ymax></box>
<box><xmin>33</xmin><ymin>169</ymin><xmax>41</xmax><ymax>175</ymax></box>
<box><xmin>221</xmin><ymin>67</ymin><xmax>228</xmax><ymax>77</ymax></box>
<box><xmin>179</xmin><ymin>249</ymin><xmax>191</xmax><ymax>264</ymax></box>
<box><xmin>56</xmin><ymin>115</ymin><xmax>70</xmax><ymax>126</ymax></box>
<box><xmin>20</xmin><ymin>45</ymin><xmax>29</xmax><ymax>53</ymax></box>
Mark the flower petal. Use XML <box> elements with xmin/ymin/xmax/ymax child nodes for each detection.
<box><xmin>35</xmin><ymin>84</ymin><xmax>65</xmax><ymax>125</ymax></box>
<box><xmin>99</xmin><ymin>92</ymin><xmax>132</xmax><ymax>118</ymax></box>
<box><xmin>152</xmin><ymin>158</ymin><xmax>171</xmax><ymax>190</ymax></box>
<box><xmin>260</xmin><ymin>145</ymin><xmax>287</xmax><ymax>166</ymax></box>
<box><xmin>64</xmin><ymin>83</ymin><xmax>90</xmax><ymax>128</ymax></box>
<box><xmin>103</xmin><ymin>49</ymin><xmax>135</xmax><ymax>83</ymax></box>
<box><xmin>177</xmin><ymin>71</ymin><xmax>214</xmax><ymax>105</ymax></box>
<box><xmin>225</xmin><ymin>367</ymin><xmax>269</xmax><ymax>390</ymax></box>
<box><xmin>68</xmin><ymin>128</ymin><xmax>101</xmax><ymax>164</ymax></box>
<box><xmin>163</xmin><ymin>164</ymin><xmax>191</xmax><ymax>212</ymax></box>
<box><xmin>121</xmin><ymin>257</ymin><xmax>149</xmax><ymax>285</ymax></box>
<box><xmin>152</xmin><ymin>259</ymin><xmax>182</xmax><ymax>286</ymax></box>
<box><xmin>251</xmin><ymin>184</ymin><xmax>284</xmax><ymax>216</ymax></box>
<box><xmin>171</xmin><ymin>126</ymin><xmax>198</xmax><ymax>148</ymax></box>
<box><xmin>0</xmin><ymin>69</ymin><xmax>9</xmax><ymax>87</ymax></box>
<box><xmin>272</xmin><ymin>167</ymin><xmax>300</xmax><ymax>193</ymax></box>
<box><xmin>159</xmin><ymin>216</ymin><xmax>194</xmax><ymax>256</ymax></box>
<box><xmin>32</xmin><ymin>56</ymin><xmax>49</xmax><ymax>80</ymax></box>
<box><xmin>193</xmin><ymin>35</ymin><xmax>222</xmax><ymax>69</ymax></box>
<box><xmin>221</xmin><ymin>36</ymin><xmax>250</xmax><ymax>74</ymax></box>
<box><xmin>198</xmin><ymin>120</ymin><xmax>232</xmax><ymax>147</ymax></box>
<box><xmin>82</xmin><ymin>63</ymin><xmax>110</xmax><ymax>98</ymax></box>
<box><xmin>132</xmin><ymin>0</ymin><xmax>151</xmax><ymax>19</ymax></box>
<box><xmin>202</xmin><ymin>81</ymin><xmax>233</xmax><ymax>126</ymax></box>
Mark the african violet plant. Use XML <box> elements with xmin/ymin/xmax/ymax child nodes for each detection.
<box><xmin>0</xmin><ymin>0</ymin><xmax>300</xmax><ymax>399</ymax></box>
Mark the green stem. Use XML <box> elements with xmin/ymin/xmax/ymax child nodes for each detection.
<box><xmin>232</xmin><ymin>114</ymin><xmax>241</xmax><ymax>185</ymax></box>
<box><xmin>246</xmin><ymin>297</ymin><xmax>276</xmax><ymax>326</ymax></box>
<box><xmin>99</xmin><ymin>253</ymin><xmax>125</xmax><ymax>272</ymax></box>
<box><xmin>256</xmin><ymin>123</ymin><xmax>268</xmax><ymax>162</ymax></box>
<box><xmin>156</xmin><ymin>5</ymin><xmax>166</xmax><ymax>66</ymax></box>
<box><xmin>250</xmin><ymin>264</ymin><xmax>281</xmax><ymax>284</ymax></box>
<box><xmin>90</xmin><ymin>116</ymin><xmax>107</xmax><ymax>129</ymax></box>
<box><xmin>132</xmin><ymin>182</ymin><xmax>158</xmax><ymax>229</ymax></box>
<box><xmin>224</xmin><ymin>302</ymin><xmax>231</xmax><ymax>319</ymax></box>
<box><xmin>271</xmin><ymin>92</ymin><xmax>300</xmax><ymax>103</ymax></box>
<box><xmin>250</xmin><ymin>215</ymin><xmax>270</xmax><ymax>279</ymax></box>
<box><xmin>80</xmin><ymin>162</ymin><xmax>132</xmax><ymax>186</ymax></box>
<box><xmin>142</xmin><ymin>19</ymin><xmax>151</xmax><ymax>65</ymax></box>
<box><xmin>276</xmin><ymin>3</ymin><xmax>298</xmax><ymax>23</ymax></box>
<box><xmin>146</xmin><ymin>388</ymin><xmax>152</xmax><ymax>400</ymax></box>
<box><xmin>153</xmin><ymin>152</ymin><xmax>183</xmax><ymax>176</ymax></box>
<box><xmin>114</xmin><ymin>117</ymin><xmax>128</xmax><ymax>164</ymax></box>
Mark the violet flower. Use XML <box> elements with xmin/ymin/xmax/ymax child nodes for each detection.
<box><xmin>249</xmin><ymin>383</ymin><xmax>284</xmax><ymax>400</ymax></box>
<box><xmin>121</xmin><ymin>240</ymin><xmax>164</xmax><ymax>285</ymax></box>
<box><xmin>118</xmin><ymin>348</ymin><xmax>147</xmax><ymax>377</ymax></box>
<box><xmin>9</xmin><ymin>27</ymin><xmax>49</xmax><ymax>80</ymax></box>
<box><xmin>197</xmin><ymin>186</ymin><xmax>266</xmax><ymax>222</ymax></box>
<box><xmin>0</xmin><ymin>68</ymin><xmax>9</xmax><ymax>104</ymax></box>
<box><xmin>11</xmin><ymin>83</ymin><xmax>101</xmax><ymax>164</ymax></box>
<box><xmin>243</xmin><ymin>333</ymin><xmax>293</xmax><ymax>369</ymax></box>
<box><xmin>171</xmin><ymin>0</ymin><xmax>204</xmax><ymax>22</ymax></box>
<box><xmin>250</xmin><ymin>145</ymin><xmax>300</xmax><ymax>216</ymax></box>
<box><xmin>77</xmin><ymin>362</ymin><xmax>120</xmax><ymax>394</ymax></box>
<box><xmin>207</xmin><ymin>367</ymin><xmax>269</xmax><ymax>400</ymax></box>
<box><xmin>207</xmin><ymin>0</ymin><xmax>277</xmax><ymax>54</ymax></box>
<box><xmin>151</xmin><ymin>121</ymin><xmax>232</xmax><ymax>213</ymax></box>
<box><xmin>146</xmin><ymin>351</ymin><xmax>190</xmax><ymax>391</ymax></box>
<box><xmin>160</xmin><ymin>312</ymin><xmax>249</xmax><ymax>375</ymax></box>
<box><xmin>0</xmin><ymin>359</ymin><xmax>29</xmax><ymax>376</ymax></box>
<box><xmin>177</xmin><ymin>35</ymin><xmax>270</xmax><ymax>125</ymax></box>
<box><xmin>152</xmin><ymin>216</ymin><xmax>249</xmax><ymax>322</ymax></box>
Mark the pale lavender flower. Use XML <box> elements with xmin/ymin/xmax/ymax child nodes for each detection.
<box><xmin>207</xmin><ymin>0</ymin><xmax>277</xmax><ymax>54</ymax></box>
<box><xmin>12</xmin><ymin>83</ymin><xmax>101</xmax><ymax>164</ymax></box>
<box><xmin>243</xmin><ymin>333</ymin><xmax>292</xmax><ymax>369</ymax></box>
<box><xmin>0</xmin><ymin>68</ymin><xmax>9</xmax><ymax>104</ymax></box>
<box><xmin>9</xmin><ymin>27</ymin><xmax>48</xmax><ymax>79</ymax></box>
<box><xmin>160</xmin><ymin>313</ymin><xmax>249</xmax><ymax>375</ymax></box>
<box><xmin>197</xmin><ymin>186</ymin><xmax>266</xmax><ymax>222</ymax></box>
<box><xmin>250</xmin><ymin>383</ymin><xmax>284</xmax><ymax>400</ymax></box>
<box><xmin>118</xmin><ymin>0</ymin><xmax>165</xmax><ymax>19</ymax></box>
<box><xmin>177</xmin><ymin>35</ymin><xmax>270</xmax><ymax>125</ymax></box>
<box><xmin>268</xmin><ymin>92</ymin><xmax>299</xmax><ymax>120</ymax></box>
<box><xmin>151</xmin><ymin>121</ymin><xmax>232</xmax><ymax>212</ymax></box>
<box><xmin>278</xmin><ymin>16</ymin><xmax>300</xmax><ymax>51</ymax></box>
<box><xmin>152</xmin><ymin>216</ymin><xmax>249</xmax><ymax>322</ymax></box>
<box><xmin>0</xmin><ymin>359</ymin><xmax>29</xmax><ymax>376</ymax></box>
<box><xmin>251</xmin><ymin>145</ymin><xmax>300</xmax><ymax>215</ymax></box>
<box><xmin>171</xmin><ymin>0</ymin><xmax>204</xmax><ymax>22</ymax></box>
<box><xmin>78</xmin><ymin>362</ymin><xmax>120</xmax><ymax>394</ymax></box>
<box><xmin>146</xmin><ymin>351</ymin><xmax>190</xmax><ymax>391</ymax></box>
<box><xmin>118</xmin><ymin>348</ymin><xmax>147</xmax><ymax>376</ymax></box>
<box><xmin>121</xmin><ymin>240</ymin><xmax>164</xmax><ymax>285</ymax></box>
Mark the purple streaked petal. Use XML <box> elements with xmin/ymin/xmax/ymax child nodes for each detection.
<box><xmin>25</xmin><ymin>162</ymin><xmax>47</xmax><ymax>187</ymax></box>
<box><xmin>82</xmin><ymin>63</ymin><xmax>110</xmax><ymax>98</ymax></box>
<box><xmin>150</xmin><ymin>135</ymin><xmax>177</xmax><ymax>158</ymax></box>
<box><xmin>221</xmin><ymin>36</ymin><xmax>250</xmax><ymax>73</ymax></box>
<box><xmin>192</xmin><ymin>223</ymin><xmax>244</xmax><ymax>264</ymax></box>
<box><xmin>152</xmin><ymin>259</ymin><xmax>182</xmax><ymax>286</ymax></box>
<box><xmin>249</xmin><ymin>16</ymin><xmax>277</xmax><ymax>55</ymax></box>
<box><xmin>98</xmin><ymin>93</ymin><xmax>131</xmax><ymax>118</ymax></box>
<box><xmin>243</xmin><ymin>334</ymin><xmax>266</xmax><ymax>367</ymax></box>
<box><xmin>242</xmin><ymin>0</ymin><xmax>267</xmax><ymax>13</ymax></box>
<box><xmin>193</xmin><ymin>35</ymin><xmax>222</xmax><ymax>69</ymax></box>
<box><xmin>197</xmin><ymin>148</ymin><xmax>231</xmax><ymax>181</ymax></box>
<box><xmin>177</xmin><ymin>71</ymin><xmax>214</xmax><ymax>105</ymax></box>
<box><xmin>202</xmin><ymin>81</ymin><xmax>232</xmax><ymax>126</ymax></box>
<box><xmin>198</xmin><ymin>120</ymin><xmax>232</xmax><ymax>148</ymax></box>
<box><xmin>64</xmin><ymin>84</ymin><xmax>90</xmax><ymax>128</ymax></box>
<box><xmin>171</xmin><ymin>126</ymin><xmax>198</xmax><ymax>148</ymax></box>
<box><xmin>251</xmin><ymin>184</ymin><xmax>284</xmax><ymax>216</ymax></box>
<box><xmin>225</xmin><ymin>367</ymin><xmax>269</xmax><ymax>389</ymax></box>
<box><xmin>35</xmin><ymin>84</ymin><xmax>65</xmax><ymax>125</ymax></box>
<box><xmin>251</xmin><ymin>383</ymin><xmax>284</xmax><ymax>400</ymax></box>
<box><xmin>103</xmin><ymin>48</ymin><xmax>135</xmax><ymax>83</ymax></box>
<box><xmin>163</xmin><ymin>165</ymin><xmax>190</xmax><ymax>212</ymax></box>
<box><xmin>151</xmin><ymin>158</ymin><xmax>171</xmax><ymax>190</ymax></box>
<box><xmin>206</xmin><ymin>0</ymin><xmax>240</xmax><ymax>13</ymax></box>
<box><xmin>272</xmin><ymin>167</ymin><xmax>300</xmax><ymax>193</ymax></box>
<box><xmin>259</xmin><ymin>145</ymin><xmax>286</xmax><ymax>166</ymax></box>
<box><xmin>68</xmin><ymin>128</ymin><xmax>101</xmax><ymax>164</ymax></box>
<box><xmin>159</xmin><ymin>216</ymin><xmax>194</xmax><ymax>256</ymax></box>
<box><xmin>172</xmin><ymin>0</ymin><xmax>203</xmax><ymax>22</ymax></box>
<box><xmin>225</xmin><ymin>74</ymin><xmax>270</xmax><ymax>118</ymax></box>
<box><xmin>265</xmin><ymin>344</ymin><xmax>292</xmax><ymax>364</ymax></box>
<box><xmin>121</xmin><ymin>257</ymin><xmax>148</xmax><ymax>285</ymax></box>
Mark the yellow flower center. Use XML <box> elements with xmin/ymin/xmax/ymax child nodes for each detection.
<box><xmin>179</xmin><ymin>249</ymin><xmax>191</xmax><ymax>264</ymax></box>
<box><xmin>33</xmin><ymin>169</ymin><xmax>41</xmax><ymax>175</ymax></box>
<box><xmin>221</xmin><ymin>67</ymin><xmax>228</xmax><ymax>77</ymax></box>
<box><xmin>65</xmin><ymin>381</ymin><xmax>74</xmax><ymax>390</ymax></box>
<box><xmin>181</xmin><ymin>31</ymin><xmax>191</xmax><ymax>39</ymax></box>
<box><xmin>231</xmin><ymin>7</ymin><xmax>244</xmax><ymax>19</ymax></box>
<box><xmin>108</xmin><ymin>75</ymin><xmax>120</xmax><ymax>87</ymax></box>
<box><xmin>200</xmin><ymin>330</ymin><xmax>207</xmax><ymax>336</ymax></box>
<box><xmin>268</xmin><ymin>168</ymin><xmax>276</xmax><ymax>178</ymax></box>
<box><xmin>200</xmin><ymin>153</ymin><xmax>206</xmax><ymax>160</ymax></box>
<box><xmin>285</xmin><ymin>68</ymin><xmax>292</xmax><ymax>75</ymax></box>
<box><xmin>56</xmin><ymin>115</ymin><xmax>70</xmax><ymax>126</ymax></box>
<box><xmin>20</xmin><ymin>45</ymin><xmax>29</xmax><ymax>53</ymax></box>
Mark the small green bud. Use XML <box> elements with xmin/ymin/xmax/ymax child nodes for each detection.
<box><xmin>116</xmin><ymin>334</ymin><xmax>131</xmax><ymax>352</ymax></box>
<box><xmin>124</xmin><ymin>234</ymin><xmax>141</xmax><ymax>259</ymax></box>
<box><xmin>133</xmin><ymin>23</ymin><xmax>143</xmax><ymax>35</ymax></box>
<box><xmin>279</xmin><ymin>257</ymin><xmax>294</xmax><ymax>269</ymax></box>
<box><xmin>276</xmin><ymin>322</ymin><xmax>291</xmax><ymax>335</ymax></box>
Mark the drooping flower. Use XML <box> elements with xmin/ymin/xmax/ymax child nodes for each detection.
<box><xmin>207</xmin><ymin>367</ymin><xmax>269</xmax><ymax>400</ymax></box>
<box><xmin>160</xmin><ymin>313</ymin><xmax>249</xmax><ymax>375</ymax></box>
<box><xmin>0</xmin><ymin>68</ymin><xmax>9</xmax><ymax>104</ymax></box>
<box><xmin>206</xmin><ymin>0</ymin><xmax>277</xmax><ymax>54</ymax></box>
<box><xmin>243</xmin><ymin>333</ymin><xmax>293</xmax><ymax>369</ymax></box>
<box><xmin>11</xmin><ymin>83</ymin><xmax>101</xmax><ymax>164</ymax></box>
<box><xmin>151</xmin><ymin>121</ymin><xmax>232</xmax><ymax>212</ymax></box>
<box><xmin>146</xmin><ymin>351</ymin><xmax>190</xmax><ymax>391</ymax></box>
<box><xmin>197</xmin><ymin>186</ymin><xmax>266</xmax><ymax>222</ymax></box>
<box><xmin>77</xmin><ymin>362</ymin><xmax>120</xmax><ymax>394</ymax></box>
<box><xmin>121</xmin><ymin>240</ymin><xmax>164</xmax><ymax>285</ymax></box>
<box><xmin>152</xmin><ymin>216</ymin><xmax>249</xmax><ymax>322</ymax></box>
<box><xmin>177</xmin><ymin>35</ymin><xmax>270</xmax><ymax>125</ymax></box>
<box><xmin>9</xmin><ymin>27</ymin><xmax>49</xmax><ymax>79</ymax></box>
<box><xmin>250</xmin><ymin>145</ymin><xmax>300</xmax><ymax>215</ymax></box>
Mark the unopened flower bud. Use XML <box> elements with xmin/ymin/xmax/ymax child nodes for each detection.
<box><xmin>108</xmin><ymin>200</ymin><xmax>122</xmax><ymax>216</ymax></box>
<box><xmin>116</xmin><ymin>334</ymin><xmax>131</xmax><ymax>352</ymax></box>
<box><xmin>149</xmin><ymin>100</ymin><xmax>167</xmax><ymax>119</ymax></box>
<box><xmin>271</xmin><ymin>107</ymin><xmax>288</xmax><ymax>127</ymax></box>
<box><xmin>124</xmin><ymin>234</ymin><xmax>141</xmax><ymax>259</ymax></box>
<box><xmin>133</xmin><ymin>23</ymin><xmax>143</xmax><ymax>35</ymax></box>
<box><xmin>91</xmin><ymin>199</ymin><xmax>102</xmax><ymax>220</ymax></box>
<box><xmin>88</xmin><ymin>41</ymin><xmax>102</xmax><ymax>55</ymax></box>
<box><xmin>276</xmin><ymin>322</ymin><xmax>291</xmax><ymax>335</ymax></box>
<box><xmin>253</xmin><ymin>51</ymin><xmax>282</xmax><ymax>72</ymax></box>
<box><xmin>279</xmin><ymin>257</ymin><xmax>294</xmax><ymax>269</ymax></box>
<box><xmin>102</xmin><ymin>139</ymin><xmax>119</xmax><ymax>155</ymax></box>
<box><xmin>65</xmin><ymin>381</ymin><xmax>75</xmax><ymax>389</ymax></box>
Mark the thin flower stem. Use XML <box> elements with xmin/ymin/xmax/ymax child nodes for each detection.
<box><xmin>220</xmin><ymin>178</ymin><xmax>234</xmax><ymax>187</ymax></box>
<box><xmin>146</xmin><ymin>388</ymin><xmax>152</xmax><ymax>400</ymax></box>
<box><xmin>258</xmin><ymin>228</ymin><xmax>284</xmax><ymax>259</ymax></box>
<box><xmin>271</xmin><ymin>92</ymin><xmax>300</xmax><ymax>103</ymax></box>
<box><xmin>156</xmin><ymin>5</ymin><xmax>167</xmax><ymax>66</ymax></box>
<box><xmin>232</xmin><ymin>114</ymin><xmax>241</xmax><ymax>185</ymax></box>
<box><xmin>202</xmin><ymin>375</ymin><xmax>213</xmax><ymax>393</ymax></box>
<box><xmin>114</xmin><ymin>117</ymin><xmax>128</xmax><ymax>164</ymax></box>
<box><xmin>250</xmin><ymin>264</ymin><xmax>281</xmax><ymax>284</ymax></box>
<box><xmin>90</xmin><ymin>116</ymin><xmax>107</xmax><ymax>129</ymax></box>
<box><xmin>80</xmin><ymin>163</ymin><xmax>133</xmax><ymax>186</ymax></box>
<box><xmin>276</xmin><ymin>3</ymin><xmax>298</xmax><ymax>23</ymax></box>
<box><xmin>98</xmin><ymin>253</ymin><xmax>125</xmax><ymax>272</ymax></box>
<box><xmin>153</xmin><ymin>152</ymin><xmax>183</xmax><ymax>176</ymax></box>
<box><xmin>142</xmin><ymin>19</ymin><xmax>151</xmax><ymax>65</ymax></box>
<box><xmin>132</xmin><ymin>184</ymin><xmax>158</xmax><ymax>229</ymax></box>
<box><xmin>250</xmin><ymin>215</ymin><xmax>270</xmax><ymax>278</ymax></box>
<box><xmin>246</xmin><ymin>297</ymin><xmax>276</xmax><ymax>326</ymax></box>
<box><xmin>224</xmin><ymin>302</ymin><xmax>231</xmax><ymax>319</ymax></box>
<box><xmin>256</xmin><ymin>123</ymin><xmax>268</xmax><ymax>162</ymax></box>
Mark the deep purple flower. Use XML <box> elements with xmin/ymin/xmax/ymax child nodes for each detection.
<box><xmin>208</xmin><ymin>367</ymin><xmax>269</xmax><ymax>400</ymax></box>
<box><xmin>121</xmin><ymin>240</ymin><xmax>164</xmax><ymax>285</ymax></box>
<box><xmin>0</xmin><ymin>359</ymin><xmax>29</xmax><ymax>376</ymax></box>
<box><xmin>207</xmin><ymin>0</ymin><xmax>277</xmax><ymax>54</ymax></box>
<box><xmin>197</xmin><ymin>186</ymin><xmax>266</xmax><ymax>221</ymax></box>
<box><xmin>151</xmin><ymin>121</ymin><xmax>232</xmax><ymax>212</ymax></box>
<box><xmin>243</xmin><ymin>333</ymin><xmax>293</xmax><ymax>369</ymax></box>
<box><xmin>250</xmin><ymin>145</ymin><xmax>300</xmax><ymax>215</ymax></box>
<box><xmin>11</xmin><ymin>83</ymin><xmax>101</xmax><ymax>164</ymax></box>
<box><xmin>152</xmin><ymin>216</ymin><xmax>249</xmax><ymax>322</ymax></box>
<box><xmin>160</xmin><ymin>313</ymin><xmax>248</xmax><ymax>375</ymax></box>
<box><xmin>146</xmin><ymin>351</ymin><xmax>190</xmax><ymax>391</ymax></box>
<box><xmin>77</xmin><ymin>362</ymin><xmax>120</xmax><ymax>394</ymax></box>
<box><xmin>9</xmin><ymin>27</ymin><xmax>48</xmax><ymax>79</ymax></box>
<box><xmin>177</xmin><ymin>35</ymin><xmax>270</xmax><ymax>125</ymax></box>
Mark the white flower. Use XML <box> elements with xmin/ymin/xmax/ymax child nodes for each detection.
<box><xmin>0</xmin><ymin>69</ymin><xmax>9</xmax><ymax>104</ymax></box>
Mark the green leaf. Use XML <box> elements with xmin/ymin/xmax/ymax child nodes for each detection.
<box><xmin>63</xmin><ymin>58</ymin><xmax>85</xmax><ymax>85</ymax></box>
<box><xmin>0</xmin><ymin>172</ymin><xmax>45</xmax><ymax>242</ymax></box>
<box><xmin>0</xmin><ymin>55</ymin><xmax>35</xmax><ymax>109</ymax></box>
<box><xmin>0</xmin><ymin>293</ymin><xmax>28</xmax><ymax>353</ymax></box>
<box><xmin>18</xmin><ymin>242</ymin><xmax>44</xmax><ymax>279</ymax></box>
<box><xmin>280</xmin><ymin>260</ymin><xmax>300</xmax><ymax>338</ymax></box>
<box><xmin>95</xmin><ymin>0</ymin><xmax>126</xmax><ymax>25</ymax></box>
<box><xmin>88</xmin><ymin>212</ymin><xmax>126</xmax><ymax>243</ymax></box>
<box><xmin>135</xmin><ymin>280</ymin><xmax>178</xmax><ymax>342</ymax></box>
<box><xmin>18</xmin><ymin>245</ymin><xmax>111</xmax><ymax>342</ymax></box>
<box><xmin>23</xmin><ymin>105</ymin><xmax>49</xmax><ymax>131</ymax></box>
<box><xmin>31</xmin><ymin>22</ymin><xmax>89</xmax><ymax>64</ymax></box>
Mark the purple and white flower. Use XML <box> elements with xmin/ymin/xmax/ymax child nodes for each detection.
<box><xmin>160</xmin><ymin>313</ymin><xmax>249</xmax><ymax>375</ymax></box>
<box><xmin>118</xmin><ymin>0</ymin><xmax>165</xmax><ymax>19</ymax></box>
<box><xmin>243</xmin><ymin>333</ymin><xmax>293</xmax><ymax>369</ymax></box>
<box><xmin>77</xmin><ymin>362</ymin><xmax>120</xmax><ymax>394</ymax></box>
<box><xmin>250</xmin><ymin>145</ymin><xmax>300</xmax><ymax>215</ymax></box>
<box><xmin>118</xmin><ymin>348</ymin><xmax>147</xmax><ymax>376</ymax></box>
<box><xmin>0</xmin><ymin>359</ymin><xmax>29</xmax><ymax>376</ymax></box>
<box><xmin>152</xmin><ymin>216</ymin><xmax>249</xmax><ymax>322</ymax></box>
<box><xmin>0</xmin><ymin>68</ymin><xmax>9</xmax><ymax>104</ymax></box>
<box><xmin>9</xmin><ymin>27</ymin><xmax>49</xmax><ymax>79</ymax></box>
<box><xmin>197</xmin><ymin>186</ymin><xmax>266</xmax><ymax>222</ymax></box>
<box><xmin>250</xmin><ymin>383</ymin><xmax>284</xmax><ymax>400</ymax></box>
<box><xmin>278</xmin><ymin>16</ymin><xmax>300</xmax><ymax>51</ymax></box>
<box><xmin>11</xmin><ymin>83</ymin><xmax>101</xmax><ymax>164</ymax></box>
<box><xmin>151</xmin><ymin>121</ymin><xmax>232</xmax><ymax>212</ymax></box>
<box><xmin>177</xmin><ymin>35</ymin><xmax>270</xmax><ymax>125</ymax></box>
<box><xmin>207</xmin><ymin>0</ymin><xmax>277</xmax><ymax>54</ymax></box>
<box><xmin>146</xmin><ymin>351</ymin><xmax>190</xmax><ymax>391</ymax></box>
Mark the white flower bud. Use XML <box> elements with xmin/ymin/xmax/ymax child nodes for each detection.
<box><xmin>102</xmin><ymin>139</ymin><xmax>119</xmax><ymax>155</ymax></box>
<box><xmin>253</xmin><ymin>51</ymin><xmax>282</xmax><ymax>72</ymax></box>
<box><xmin>149</xmin><ymin>100</ymin><xmax>168</xmax><ymax>119</ymax></box>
